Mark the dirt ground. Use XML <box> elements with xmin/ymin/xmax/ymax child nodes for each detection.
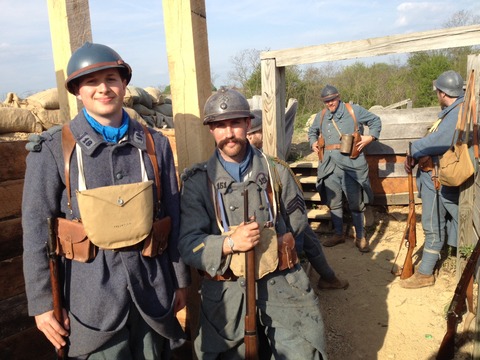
<box><xmin>305</xmin><ymin>205</ymin><xmax>475</xmax><ymax>360</ymax></box>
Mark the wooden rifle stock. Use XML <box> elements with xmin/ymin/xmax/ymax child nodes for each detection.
<box><xmin>437</xmin><ymin>237</ymin><xmax>480</xmax><ymax>359</ymax></box>
<box><xmin>242</xmin><ymin>189</ymin><xmax>259</xmax><ymax>360</ymax></box>
<box><xmin>400</xmin><ymin>144</ymin><xmax>416</xmax><ymax>280</ymax></box>
<box><xmin>47</xmin><ymin>218</ymin><xmax>67</xmax><ymax>359</ymax></box>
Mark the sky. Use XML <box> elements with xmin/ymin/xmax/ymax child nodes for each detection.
<box><xmin>1</xmin><ymin>0</ymin><xmax>479</xmax><ymax>99</ymax></box>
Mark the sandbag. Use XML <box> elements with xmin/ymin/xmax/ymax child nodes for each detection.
<box><xmin>27</xmin><ymin>88</ymin><xmax>59</xmax><ymax>110</ymax></box>
<box><xmin>125</xmin><ymin>86</ymin><xmax>153</xmax><ymax>108</ymax></box>
<box><xmin>133</xmin><ymin>103</ymin><xmax>156</xmax><ymax>116</ymax></box>
<box><xmin>154</xmin><ymin>103</ymin><xmax>173</xmax><ymax>117</ymax></box>
<box><xmin>30</xmin><ymin>108</ymin><xmax>62</xmax><ymax>129</ymax></box>
<box><xmin>0</xmin><ymin>107</ymin><xmax>42</xmax><ymax>134</ymax></box>
<box><xmin>144</xmin><ymin>87</ymin><xmax>165</xmax><ymax>106</ymax></box>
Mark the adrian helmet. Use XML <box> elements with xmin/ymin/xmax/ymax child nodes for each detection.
<box><xmin>433</xmin><ymin>71</ymin><xmax>464</xmax><ymax>98</ymax></box>
<box><xmin>203</xmin><ymin>87</ymin><xmax>253</xmax><ymax>125</ymax></box>
<box><xmin>320</xmin><ymin>85</ymin><xmax>340</xmax><ymax>102</ymax></box>
<box><xmin>247</xmin><ymin>109</ymin><xmax>263</xmax><ymax>134</ymax></box>
<box><xmin>65</xmin><ymin>42</ymin><xmax>132</xmax><ymax>94</ymax></box>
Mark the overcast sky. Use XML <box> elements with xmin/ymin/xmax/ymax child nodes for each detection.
<box><xmin>1</xmin><ymin>0</ymin><xmax>479</xmax><ymax>98</ymax></box>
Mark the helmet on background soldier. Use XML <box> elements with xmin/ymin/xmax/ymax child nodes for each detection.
<box><xmin>433</xmin><ymin>71</ymin><xmax>464</xmax><ymax>98</ymax></box>
<box><xmin>247</xmin><ymin>109</ymin><xmax>262</xmax><ymax>134</ymax></box>
<box><xmin>320</xmin><ymin>85</ymin><xmax>340</xmax><ymax>102</ymax></box>
<box><xmin>65</xmin><ymin>42</ymin><xmax>132</xmax><ymax>94</ymax></box>
<box><xmin>203</xmin><ymin>86</ymin><xmax>254</xmax><ymax>125</ymax></box>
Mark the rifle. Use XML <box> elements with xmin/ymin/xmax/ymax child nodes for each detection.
<box><xmin>47</xmin><ymin>217</ymin><xmax>67</xmax><ymax>359</ymax></box>
<box><xmin>242</xmin><ymin>188</ymin><xmax>259</xmax><ymax>360</ymax></box>
<box><xmin>437</xmin><ymin>235</ymin><xmax>480</xmax><ymax>360</ymax></box>
<box><xmin>392</xmin><ymin>144</ymin><xmax>417</xmax><ymax>278</ymax></box>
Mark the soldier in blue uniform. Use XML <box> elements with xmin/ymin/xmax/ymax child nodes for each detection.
<box><xmin>400</xmin><ymin>71</ymin><xmax>464</xmax><ymax>289</ymax></box>
<box><xmin>308</xmin><ymin>85</ymin><xmax>381</xmax><ymax>252</ymax></box>
<box><xmin>179</xmin><ymin>87</ymin><xmax>327</xmax><ymax>359</ymax></box>
<box><xmin>22</xmin><ymin>42</ymin><xmax>190</xmax><ymax>359</ymax></box>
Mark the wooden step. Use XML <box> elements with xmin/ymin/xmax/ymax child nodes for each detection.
<box><xmin>303</xmin><ymin>191</ymin><xmax>321</xmax><ymax>202</ymax></box>
<box><xmin>297</xmin><ymin>175</ymin><xmax>317</xmax><ymax>185</ymax></box>
<box><xmin>307</xmin><ymin>207</ymin><xmax>331</xmax><ymax>220</ymax></box>
<box><xmin>289</xmin><ymin>160</ymin><xmax>317</xmax><ymax>168</ymax></box>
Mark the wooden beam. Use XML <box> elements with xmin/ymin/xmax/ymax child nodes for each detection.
<box><xmin>47</xmin><ymin>0</ymin><xmax>92</xmax><ymax>120</ymax></box>
<box><xmin>261</xmin><ymin>24</ymin><xmax>480</xmax><ymax>67</ymax></box>
<box><xmin>261</xmin><ymin>59</ymin><xmax>286</xmax><ymax>159</ymax></box>
<box><xmin>163</xmin><ymin>0</ymin><xmax>214</xmax><ymax>174</ymax></box>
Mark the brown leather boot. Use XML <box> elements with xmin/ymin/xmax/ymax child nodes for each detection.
<box><xmin>317</xmin><ymin>275</ymin><xmax>349</xmax><ymax>290</ymax></box>
<box><xmin>399</xmin><ymin>272</ymin><xmax>435</xmax><ymax>289</ymax></box>
<box><xmin>355</xmin><ymin>237</ymin><xmax>370</xmax><ymax>252</ymax></box>
<box><xmin>323</xmin><ymin>234</ymin><xmax>345</xmax><ymax>247</ymax></box>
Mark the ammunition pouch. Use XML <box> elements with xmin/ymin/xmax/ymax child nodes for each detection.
<box><xmin>55</xmin><ymin>218</ymin><xmax>97</xmax><ymax>263</ymax></box>
<box><xmin>142</xmin><ymin>216</ymin><xmax>171</xmax><ymax>257</ymax></box>
<box><xmin>350</xmin><ymin>131</ymin><xmax>362</xmax><ymax>159</ymax></box>
<box><xmin>317</xmin><ymin>136</ymin><xmax>325</xmax><ymax>162</ymax></box>
<box><xmin>277</xmin><ymin>232</ymin><xmax>299</xmax><ymax>271</ymax></box>
<box><xmin>418</xmin><ymin>156</ymin><xmax>434</xmax><ymax>172</ymax></box>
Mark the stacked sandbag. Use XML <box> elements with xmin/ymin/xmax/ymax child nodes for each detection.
<box><xmin>0</xmin><ymin>86</ymin><xmax>174</xmax><ymax>137</ymax></box>
<box><xmin>124</xmin><ymin>86</ymin><xmax>174</xmax><ymax>128</ymax></box>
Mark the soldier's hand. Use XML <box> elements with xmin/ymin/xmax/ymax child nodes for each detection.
<box><xmin>35</xmin><ymin>309</ymin><xmax>69</xmax><ymax>349</ymax></box>
<box><xmin>231</xmin><ymin>221</ymin><xmax>261</xmax><ymax>252</ymax></box>
<box><xmin>404</xmin><ymin>156</ymin><xmax>415</xmax><ymax>174</ymax></box>
<box><xmin>312</xmin><ymin>142</ymin><xmax>319</xmax><ymax>154</ymax></box>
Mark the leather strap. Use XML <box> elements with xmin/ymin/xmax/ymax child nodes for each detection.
<box><xmin>142</xmin><ymin>125</ymin><xmax>162</xmax><ymax>214</ymax></box>
<box><xmin>61</xmin><ymin>124</ymin><xmax>76</xmax><ymax>213</ymax></box>
<box><xmin>200</xmin><ymin>269</ymin><xmax>238</xmax><ymax>281</ymax></box>
<box><xmin>325</xmin><ymin>144</ymin><xmax>341</xmax><ymax>150</ymax></box>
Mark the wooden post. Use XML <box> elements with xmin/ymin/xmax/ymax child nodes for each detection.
<box><xmin>260</xmin><ymin>58</ymin><xmax>286</xmax><ymax>159</ymax></box>
<box><xmin>163</xmin><ymin>0</ymin><xmax>214</xmax><ymax>175</ymax></box>
<box><xmin>163</xmin><ymin>1</ymin><xmax>213</xmax><ymax>357</ymax></box>
<box><xmin>47</xmin><ymin>0</ymin><xmax>92</xmax><ymax>121</ymax></box>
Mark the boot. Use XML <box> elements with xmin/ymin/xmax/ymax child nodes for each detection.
<box><xmin>323</xmin><ymin>234</ymin><xmax>345</xmax><ymax>247</ymax></box>
<box><xmin>355</xmin><ymin>237</ymin><xmax>370</xmax><ymax>252</ymax></box>
<box><xmin>317</xmin><ymin>275</ymin><xmax>349</xmax><ymax>290</ymax></box>
<box><xmin>399</xmin><ymin>272</ymin><xmax>435</xmax><ymax>289</ymax></box>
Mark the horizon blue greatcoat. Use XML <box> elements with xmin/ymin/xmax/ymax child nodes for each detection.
<box><xmin>307</xmin><ymin>101</ymin><xmax>381</xmax><ymax>211</ymax></box>
<box><xmin>410</xmin><ymin>95</ymin><xmax>464</xmax><ymax>275</ymax></box>
<box><xmin>178</xmin><ymin>145</ymin><xmax>327</xmax><ymax>360</ymax></box>
<box><xmin>22</xmin><ymin>112</ymin><xmax>190</xmax><ymax>358</ymax></box>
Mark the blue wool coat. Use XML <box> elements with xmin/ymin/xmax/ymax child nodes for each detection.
<box><xmin>22</xmin><ymin>112</ymin><xmax>190</xmax><ymax>357</ymax></box>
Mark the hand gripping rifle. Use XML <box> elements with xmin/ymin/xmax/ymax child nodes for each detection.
<box><xmin>392</xmin><ymin>143</ymin><xmax>417</xmax><ymax>278</ymax></box>
<box><xmin>437</xmin><ymin>235</ymin><xmax>480</xmax><ymax>360</ymax></box>
<box><xmin>242</xmin><ymin>188</ymin><xmax>259</xmax><ymax>360</ymax></box>
<box><xmin>47</xmin><ymin>218</ymin><xmax>67</xmax><ymax>359</ymax></box>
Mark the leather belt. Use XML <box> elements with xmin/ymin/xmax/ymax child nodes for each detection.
<box><xmin>200</xmin><ymin>269</ymin><xmax>239</xmax><ymax>281</ymax></box>
<box><xmin>325</xmin><ymin>144</ymin><xmax>341</xmax><ymax>150</ymax></box>
<box><xmin>109</xmin><ymin>241</ymin><xmax>144</xmax><ymax>252</ymax></box>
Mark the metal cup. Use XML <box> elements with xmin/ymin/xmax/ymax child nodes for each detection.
<box><xmin>340</xmin><ymin>134</ymin><xmax>354</xmax><ymax>154</ymax></box>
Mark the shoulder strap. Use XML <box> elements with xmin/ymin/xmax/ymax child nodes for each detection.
<box><xmin>318</xmin><ymin>108</ymin><xmax>326</xmax><ymax>135</ymax></box>
<box><xmin>344</xmin><ymin>103</ymin><xmax>359</xmax><ymax>132</ymax></box>
<box><xmin>142</xmin><ymin>125</ymin><xmax>162</xmax><ymax>212</ymax></box>
<box><xmin>61</xmin><ymin>124</ymin><xmax>76</xmax><ymax>213</ymax></box>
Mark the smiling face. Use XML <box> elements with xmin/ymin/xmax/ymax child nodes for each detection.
<box><xmin>75</xmin><ymin>68</ymin><xmax>127</xmax><ymax>127</ymax></box>
<box><xmin>209</xmin><ymin>117</ymin><xmax>251</xmax><ymax>163</ymax></box>
<box><xmin>324</xmin><ymin>96</ymin><xmax>340</xmax><ymax>113</ymax></box>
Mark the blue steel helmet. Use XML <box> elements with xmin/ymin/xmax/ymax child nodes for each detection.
<box><xmin>65</xmin><ymin>42</ymin><xmax>132</xmax><ymax>94</ymax></box>
<box><xmin>433</xmin><ymin>71</ymin><xmax>464</xmax><ymax>98</ymax></box>
<box><xmin>203</xmin><ymin>87</ymin><xmax>253</xmax><ymax>125</ymax></box>
<box><xmin>320</xmin><ymin>85</ymin><xmax>340</xmax><ymax>102</ymax></box>
<box><xmin>248</xmin><ymin>109</ymin><xmax>263</xmax><ymax>134</ymax></box>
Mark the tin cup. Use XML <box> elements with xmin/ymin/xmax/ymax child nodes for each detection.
<box><xmin>340</xmin><ymin>134</ymin><xmax>354</xmax><ymax>154</ymax></box>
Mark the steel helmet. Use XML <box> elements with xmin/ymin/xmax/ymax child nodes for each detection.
<box><xmin>65</xmin><ymin>42</ymin><xmax>132</xmax><ymax>94</ymax></box>
<box><xmin>203</xmin><ymin>87</ymin><xmax>253</xmax><ymax>125</ymax></box>
<box><xmin>321</xmin><ymin>85</ymin><xmax>340</xmax><ymax>102</ymax></box>
<box><xmin>247</xmin><ymin>109</ymin><xmax>263</xmax><ymax>134</ymax></box>
<box><xmin>433</xmin><ymin>70</ymin><xmax>464</xmax><ymax>97</ymax></box>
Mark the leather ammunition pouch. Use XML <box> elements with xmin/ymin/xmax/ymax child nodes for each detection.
<box><xmin>317</xmin><ymin>135</ymin><xmax>325</xmax><ymax>162</ymax></box>
<box><xmin>55</xmin><ymin>218</ymin><xmax>97</xmax><ymax>263</ymax></box>
<box><xmin>418</xmin><ymin>156</ymin><xmax>434</xmax><ymax>172</ymax></box>
<box><xmin>277</xmin><ymin>232</ymin><xmax>299</xmax><ymax>271</ymax></box>
<box><xmin>142</xmin><ymin>216</ymin><xmax>171</xmax><ymax>257</ymax></box>
<box><xmin>350</xmin><ymin>131</ymin><xmax>362</xmax><ymax>159</ymax></box>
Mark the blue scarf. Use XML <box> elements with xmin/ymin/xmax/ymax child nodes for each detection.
<box><xmin>83</xmin><ymin>108</ymin><xmax>129</xmax><ymax>143</ymax></box>
<box><xmin>217</xmin><ymin>144</ymin><xmax>253</xmax><ymax>182</ymax></box>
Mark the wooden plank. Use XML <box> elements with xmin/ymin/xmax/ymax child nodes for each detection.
<box><xmin>47</xmin><ymin>0</ymin><xmax>91</xmax><ymax>120</ymax></box>
<box><xmin>0</xmin><ymin>141</ymin><xmax>28</xmax><ymax>182</ymax></box>
<box><xmin>307</xmin><ymin>207</ymin><xmax>331</xmax><ymax>221</ymax></box>
<box><xmin>261</xmin><ymin>25</ymin><xmax>480</xmax><ymax>67</ymax></box>
<box><xmin>0</xmin><ymin>256</ymin><xmax>25</xmax><ymax>301</ymax></box>
<box><xmin>261</xmin><ymin>58</ymin><xmax>286</xmax><ymax>159</ymax></box>
<box><xmin>0</xmin><ymin>218</ymin><xmax>23</xmax><ymax>262</ymax></box>
<box><xmin>0</xmin><ymin>326</ymin><xmax>52</xmax><ymax>360</ymax></box>
<box><xmin>0</xmin><ymin>293</ymin><xmax>31</xmax><ymax>340</ymax></box>
<box><xmin>0</xmin><ymin>180</ymin><xmax>23</xmax><ymax>220</ymax></box>
<box><xmin>163</xmin><ymin>0</ymin><xmax>214</xmax><ymax>175</ymax></box>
